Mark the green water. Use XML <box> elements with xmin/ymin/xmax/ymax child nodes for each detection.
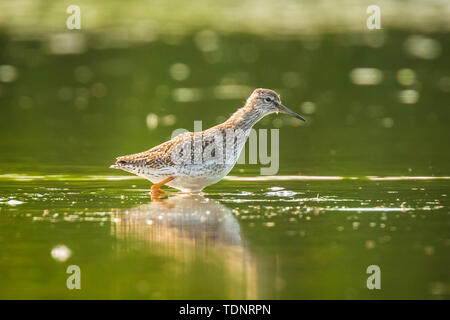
<box><xmin>0</xmin><ymin>30</ymin><xmax>449</xmax><ymax>299</ymax></box>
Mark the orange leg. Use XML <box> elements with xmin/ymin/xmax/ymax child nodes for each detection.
<box><xmin>151</xmin><ymin>176</ymin><xmax>174</xmax><ymax>195</ymax></box>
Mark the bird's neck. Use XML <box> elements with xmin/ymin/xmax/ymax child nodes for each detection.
<box><xmin>223</xmin><ymin>104</ymin><xmax>266</xmax><ymax>131</ymax></box>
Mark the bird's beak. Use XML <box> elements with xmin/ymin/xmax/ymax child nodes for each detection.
<box><xmin>278</xmin><ymin>103</ymin><xmax>306</xmax><ymax>122</ymax></box>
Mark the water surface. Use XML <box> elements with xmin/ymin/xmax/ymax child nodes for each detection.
<box><xmin>0</xmin><ymin>29</ymin><xmax>449</xmax><ymax>299</ymax></box>
<box><xmin>0</xmin><ymin>172</ymin><xmax>448</xmax><ymax>299</ymax></box>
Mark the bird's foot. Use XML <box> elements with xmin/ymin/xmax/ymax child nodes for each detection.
<box><xmin>150</xmin><ymin>190</ymin><xmax>175</xmax><ymax>208</ymax></box>
<box><xmin>150</xmin><ymin>177</ymin><xmax>174</xmax><ymax>202</ymax></box>
<box><xmin>150</xmin><ymin>186</ymin><xmax>165</xmax><ymax>200</ymax></box>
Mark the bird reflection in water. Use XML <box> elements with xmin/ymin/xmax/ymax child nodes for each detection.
<box><xmin>110</xmin><ymin>193</ymin><xmax>258</xmax><ymax>298</ymax></box>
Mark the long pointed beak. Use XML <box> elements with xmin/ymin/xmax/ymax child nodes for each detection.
<box><xmin>278</xmin><ymin>103</ymin><xmax>306</xmax><ymax>122</ymax></box>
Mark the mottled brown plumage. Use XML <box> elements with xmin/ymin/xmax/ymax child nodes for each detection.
<box><xmin>111</xmin><ymin>88</ymin><xmax>305</xmax><ymax>192</ymax></box>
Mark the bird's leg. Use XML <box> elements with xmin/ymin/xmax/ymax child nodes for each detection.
<box><xmin>151</xmin><ymin>176</ymin><xmax>174</xmax><ymax>196</ymax></box>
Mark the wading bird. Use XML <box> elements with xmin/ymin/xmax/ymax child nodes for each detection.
<box><xmin>110</xmin><ymin>88</ymin><xmax>305</xmax><ymax>195</ymax></box>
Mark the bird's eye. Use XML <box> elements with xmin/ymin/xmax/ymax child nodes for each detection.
<box><xmin>264</xmin><ymin>97</ymin><xmax>272</xmax><ymax>102</ymax></box>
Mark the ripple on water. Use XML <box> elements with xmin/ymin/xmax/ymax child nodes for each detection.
<box><xmin>266</xmin><ymin>190</ymin><xmax>298</xmax><ymax>197</ymax></box>
<box><xmin>4</xmin><ymin>199</ymin><xmax>24</xmax><ymax>206</ymax></box>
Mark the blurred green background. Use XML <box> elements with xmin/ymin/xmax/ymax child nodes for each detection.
<box><xmin>0</xmin><ymin>0</ymin><xmax>449</xmax><ymax>299</ymax></box>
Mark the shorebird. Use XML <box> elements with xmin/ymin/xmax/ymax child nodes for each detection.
<box><xmin>110</xmin><ymin>88</ymin><xmax>305</xmax><ymax>195</ymax></box>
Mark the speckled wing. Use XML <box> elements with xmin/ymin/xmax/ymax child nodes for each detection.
<box><xmin>112</xmin><ymin>129</ymin><xmax>240</xmax><ymax>173</ymax></box>
<box><xmin>114</xmin><ymin>132</ymin><xmax>193</xmax><ymax>169</ymax></box>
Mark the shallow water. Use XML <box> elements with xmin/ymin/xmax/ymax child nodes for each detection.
<box><xmin>1</xmin><ymin>29</ymin><xmax>449</xmax><ymax>299</ymax></box>
<box><xmin>0</xmin><ymin>173</ymin><xmax>449</xmax><ymax>299</ymax></box>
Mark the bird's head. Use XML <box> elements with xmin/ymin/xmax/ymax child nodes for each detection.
<box><xmin>246</xmin><ymin>88</ymin><xmax>306</xmax><ymax>122</ymax></box>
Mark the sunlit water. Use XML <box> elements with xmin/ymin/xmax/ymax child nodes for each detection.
<box><xmin>0</xmin><ymin>173</ymin><xmax>448</xmax><ymax>299</ymax></box>
<box><xmin>1</xmin><ymin>26</ymin><xmax>449</xmax><ymax>299</ymax></box>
